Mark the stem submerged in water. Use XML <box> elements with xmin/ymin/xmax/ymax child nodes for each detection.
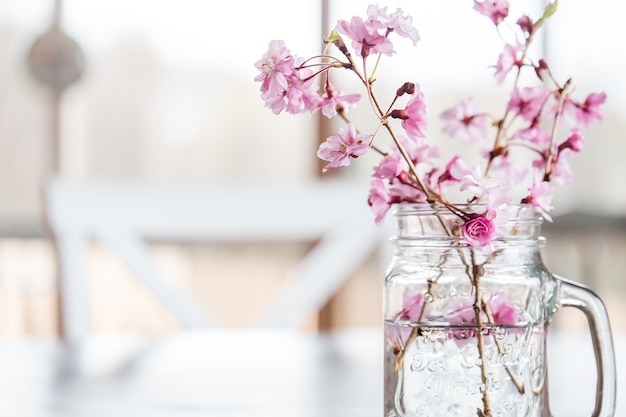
<box><xmin>472</xmin><ymin>264</ymin><xmax>493</xmax><ymax>417</ymax></box>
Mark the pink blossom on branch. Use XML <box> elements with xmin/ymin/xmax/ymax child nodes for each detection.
<box><xmin>516</xmin><ymin>15</ymin><xmax>534</xmax><ymax>36</ymax></box>
<box><xmin>474</xmin><ymin>0</ymin><xmax>510</xmax><ymax>26</ymax></box>
<box><xmin>283</xmin><ymin>68</ymin><xmax>323</xmax><ymax>115</ymax></box>
<box><xmin>402</xmin><ymin>136</ymin><xmax>439</xmax><ymax>166</ymax></box>
<box><xmin>513</xmin><ymin>123</ymin><xmax>552</xmax><ymax>146</ymax></box>
<box><xmin>462</xmin><ymin>214</ymin><xmax>498</xmax><ymax>249</ymax></box>
<box><xmin>257</xmin><ymin>59</ymin><xmax>321</xmax><ymax>116</ymax></box>
<box><xmin>563</xmin><ymin>92</ymin><xmax>607</xmax><ymax>130</ymax></box>
<box><xmin>373</xmin><ymin>152</ymin><xmax>404</xmax><ymax>179</ymax></box>
<box><xmin>255</xmin><ymin>3</ymin><xmax>604</xmax><ymax>232</ymax></box>
<box><xmin>440</xmin><ymin>97</ymin><xmax>489</xmax><ymax>145</ymax></box>
<box><xmin>534</xmin><ymin>148</ymin><xmax>575</xmax><ymax>185</ymax></box>
<box><xmin>507</xmin><ymin>86</ymin><xmax>550</xmax><ymax>122</ymax></box>
<box><xmin>320</xmin><ymin>82</ymin><xmax>361</xmax><ymax>118</ymax></box>
<box><xmin>450</xmin><ymin>158</ymin><xmax>510</xmax><ymax>208</ymax></box>
<box><xmin>559</xmin><ymin>130</ymin><xmax>584</xmax><ymax>153</ymax></box>
<box><xmin>317</xmin><ymin>123</ymin><xmax>371</xmax><ymax>172</ymax></box>
<box><xmin>336</xmin><ymin>15</ymin><xmax>394</xmax><ymax>58</ymax></box>
<box><xmin>550</xmin><ymin>150</ymin><xmax>575</xmax><ymax>185</ymax></box>
<box><xmin>389</xmin><ymin>84</ymin><xmax>428</xmax><ymax>141</ymax></box>
<box><xmin>434</xmin><ymin>155</ymin><xmax>463</xmax><ymax>190</ymax></box>
<box><xmin>254</xmin><ymin>40</ymin><xmax>295</xmax><ymax>97</ymax></box>
<box><xmin>494</xmin><ymin>42</ymin><xmax>524</xmax><ymax>85</ymax></box>
<box><xmin>368</xmin><ymin>178</ymin><xmax>392</xmax><ymax>225</ymax></box>
<box><xmin>522</xmin><ymin>178</ymin><xmax>554</xmax><ymax>221</ymax></box>
<box><xmin>367</xmin><ymin>5</ymin><xmax>420</xmax><ymax>45</ymax></box>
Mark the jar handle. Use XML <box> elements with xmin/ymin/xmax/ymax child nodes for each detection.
<box><xmin>555</xmin><ymin>275</ymin><xmax>616</xmax><ymax>417</ymax></box>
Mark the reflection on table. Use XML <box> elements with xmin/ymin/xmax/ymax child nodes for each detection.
<box><xmin>0</xmin><ymin>328</ymin><xmax>623</xmax><ymax>416</ymax></box>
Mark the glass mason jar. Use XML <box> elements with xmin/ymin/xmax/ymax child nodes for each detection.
<box><xmin>383</xmin><ymin>204</ymin><xmax>616</xmax><ymax>417</ymax></box>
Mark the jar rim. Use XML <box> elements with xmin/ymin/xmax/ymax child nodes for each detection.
<box><xmin>394</xmin><ymin>202</ymin><xmax>543</xmax><ymax>221</ymax></box>
<box><xmin>391</xmin><ymin>202</ymin><xmax>545</xmax><ymax>248</ymax></box>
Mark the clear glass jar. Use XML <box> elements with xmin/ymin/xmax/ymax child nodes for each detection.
<box><xmin>383</xmin><ymin>204</ymin><xmax>616</xmax><ymax>417</ymax></box>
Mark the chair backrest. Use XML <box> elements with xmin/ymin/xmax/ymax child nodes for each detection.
<box><xmin>45</xmin><ymin>176</ymin><xmax>384</xmax><ymax>343</ymax></box>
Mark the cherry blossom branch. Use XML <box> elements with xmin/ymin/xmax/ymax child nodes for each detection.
<box><xmin>544</xmin><ymin>78</ymin><xmax>571</xmax><ymax>179</ymax></box>
<box><xmin>484</xmin><ymin>62</ymin><xmax>529</xmax><ymax>175</ymax></box>
<box><xmin>338</xmin><ymin>57</ymin><xmax>436</xmax><ymax>201</ymax></box>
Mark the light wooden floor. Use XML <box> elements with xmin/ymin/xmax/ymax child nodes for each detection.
<box><xmin>0</xmin><ymin>237</ymin><xmax>623</xmax><ymax>339</ymax></box>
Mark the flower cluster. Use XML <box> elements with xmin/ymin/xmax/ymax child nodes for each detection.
<box><xmin>254</xmin><ymin>1</ymin><xmax>605</xmax><ymax>249</ymax></box>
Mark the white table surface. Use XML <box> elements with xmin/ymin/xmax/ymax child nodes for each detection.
<box><xmin>0</xmin><ymin>328</ymin><xmax>623</xmax><ymax>416</ymax></box>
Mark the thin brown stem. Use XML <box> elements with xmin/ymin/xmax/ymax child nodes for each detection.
<box><xmin>382</xmin><ymin>121</ymin><xmax>435</xmax><ymax>202</ymax></box>
<box><xmin>481</xmin><ymin>299</ymin><xmax>526</xmax><ymax>394</ymax></box>
<box><xmin>471</xmin><ymin>252</ymin><xmax>493</xmax><ymax>417</ymax></box>
<box><xmin>544</xmin><ymin>78</ymin><xmax>571</xmax><ymax>178</ymax></box>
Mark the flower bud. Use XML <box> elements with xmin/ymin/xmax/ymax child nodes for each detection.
<box><xmin>389</xmin><ymin>109</ymin><xmax>408</xmax><ymax>120</ymax></box>
<box><xmin>559</xmin><ymin>130</ymin><xmax>584</xmax><ymax>153</ymax></box>
<box><xmin>396</xmin><ymin>82</ymin><xmax>415</xmax><ymax>97</ymax></box>
<box><xmin>534</xmin><ymin>58</ymin><xmax>550</xmax><ymax>80</ymax></box>
<box><xmin>516</xmin><ymin>15</ymin><xmax>534</xmax><ymax>36</ymax></box>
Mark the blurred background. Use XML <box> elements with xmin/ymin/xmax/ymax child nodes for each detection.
<box><xmin>0</xmin><ymin>0</ymin><xmax>624</xmax><ymax>339</ymax></box>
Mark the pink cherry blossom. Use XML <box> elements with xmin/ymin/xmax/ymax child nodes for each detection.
<box><xmin>317</xmin><ymin>123</ymin><xmax>371</xmax><ymax>172</ymax></box>
<box><xmin>368</xmin><ymin>177</ymin><xmax>392</xmax><ymax>225</ymax></box>
<box><xmin>494</xmin><ymin>42</ymin><xmax>524</xmax><ymax>85</ymax></box>
<box><xmin>522</xmin><ymin>178</ymin><xmax>554</xmax><ymax>221</ymax></box>
<box><xmin>367</xmin><ymin>5</ymin><xmax>420</xmax><ymax>45</ymax></box>
<box><xmin>551</xmin><ymin>151</ymin><xmax>575</xmax><ymax>185</ymax></box>
<box><xmin>514</xmin><ymin>123</ymin><xmax>551</xmax><ymax>146</ymax></box>
<box><xmin>507</xmin><ymin>86</ymin><xmax>549</xmax><ymax>122</ymax></box>
<box><xmin>432</xmin><ymin>155</ymin><xmax>461</xmax><ymax>188</ymax></box>
<box><xmin>373</xmin><ymin>152</ymin><xmax>404</xmax><ymax>179</ymax></box>
<box><xmin>363</xmin><ymin>4</ymin><xmax>387</xmax><ymax>32</ymax></box>
<box><xmin>559</xmin><ymin>130</ymin><xmax>584</xmax><ymax>153</ymax></box>
<box><xmin>255</xmin><ymin>3</ymin><xmax>604</xmax><ymax>256</ymax></box>
<box><xmin>402</xmin><ymin>136</ymin><xmax>439</xmax><ymax>165</ymax></box>
<box><xmin>564</xmin><ymin>92</ymin><xmax>607</xmax><ymax>130</ymax></box>
<box><xmin>534</xmin><ymin>148</ymin><xmax>575</xmax><ymax>185</ymax></box>
<box><xmin>390</xmin><ymin>84</ymin><xmax>428</xmax><ymax>141</ymax></box>
<box><xmin>449</xmin><ymin>158</ymin><xmax>492</xmax><ymax>200</ymax></box>
<box><xmin>336</xmin><ymin>16</ymin><xmax>395</xmax><ymax>58</ymax></box>
<box><xmin>462</xmin><ymin>214</ymin><xmax>497</xmax><ymax>248</ymax></box>
<box><xmin>262</xmin><ymin>91</ymin><xmax>290</xmax><ymax>115</ymax></box>
<box><xmin>450</xmin><ymin>160</ymin><xmax>510</xmax><ymax>208</ymax></box>
<box><xmin>440</xmin><ymin>97</ymin><xmax>489</xmax><ymax>144</ymax></box>
<box><xmin>320</xmin><ymin>82</ymin><xmax>361</xmax><ymax>118</ymax></box>
<box><xmin>473</xmin><ymin>0</ymin><xmax>510</xmax><ymax>26</ymax></box>
<box><xmin>516</xmin><ymin>15</ymin><xmax>533</xmax><ymax>36</ymax></box>
<box><xmin>258</xmin><ymin>59</ymin><xmax>322</xmax><ymax>116</ymax></box>
<box><xmin>283</xmin><ymin>70</ymin><xmax>323</xmax><ymax>115</ymax></box>
<box><xmin>254</xmin><ymin>40</ymin><xmax>295</xmax><ymax>96</ymax></box>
